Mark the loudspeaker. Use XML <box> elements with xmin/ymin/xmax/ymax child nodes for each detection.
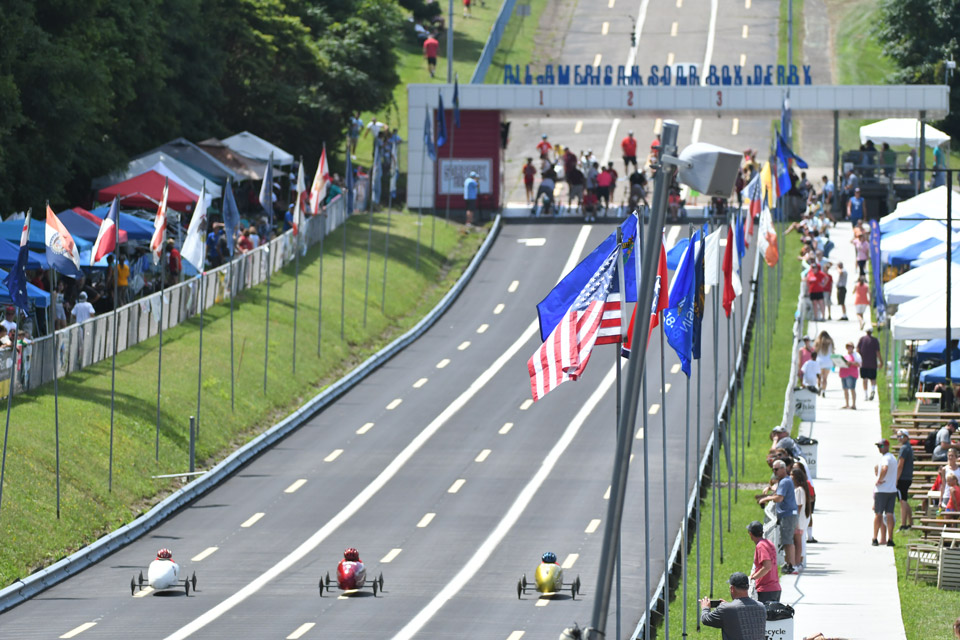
<box><xmin>677</xmin><ymin>142</ymin><xmax>742</xmax><ymax>197</ymax></box>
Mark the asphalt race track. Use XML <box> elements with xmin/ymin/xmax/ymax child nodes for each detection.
<box><xmin>0</xmin><ymin>220</ymin><xmax>755</xmax><ymax>640</ymax></box>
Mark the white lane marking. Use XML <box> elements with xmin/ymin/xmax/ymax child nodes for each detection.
<box><xmin>677</xmin><ymin>0</ymin><xmax>683</xmax><ymax>6</ymax></box>
<box><xmin>519</xmin><ymin>399</ymin><xmax>534</xmax><ymax>410</ymax></box>
<box><xmin>413</xmin><ymin>377</ymin><xmax>428</xmax><ymax>388</ymax></box>
<box><xmin>631</xmin><ymin>454</ymin><xmax>635</xmax><ymax>463</ymax></box>
<box><xmin>562</xmin><ymin>553</ymin><xmax>579</xmax><ymax>569</ymax></box>
<box><xmin>475</xmin><ymin>449</ymin><xmax>492</xmax><ymax>462</ymax></box>
<box><xmin>133</xmin><ymin>586</ymin><xmax>155</xmax><ymax>598</ymax></box>
<box><xmin>448</xmin><ymin>479</ymin><xmax>466</xmax><ymax>493</ymax></box>
<box><xmin>499</xmin><ymin>422</ymin><xmax>514</xmax><ymax>434</ymax></box>
<box><xmin>493</xmin><ymin>303</ymin><xmax>505</xmax><ymax>314</ymax></box>
<box><xmin>507</xmin><ymin>633</ymin><xmax>525</xmax><ymax>640</ymax></box>
<box><xmin>740</xmin><ymin>53</ymin><xmax>746</xmax><ymax>66</ymax></box>
<box><xmin>745</xmin><ymin>0</ymin><xmax>751</xmax><ymax>7</ymax></box>
<box><xmin>666</xmin><ymin>52</ymin><xmax>675</xmax><ymax>66</ymax></box>
<box><xmin>574</xmin><ymin>120</ymin><xmax>583</xmax><ymax>134</ymax></box>
<box><xmin>417</xmin><ymin>513</ymin><xmax>436</xmax><ymax>528</ymax></box>
<box><xmin>690</xmin><ymin>0</ymin><xmax>718</xmax><ymax>145</ymax></box>
<box><xmin>671</xmin><ymin>363</ymin><xmax>681</xmax><ymax>374</ymax></box>
<box><xmin>585</xmin><ymin>519</ymin><xmax>602</xmax><ymax>534</ymax></box>
<box><xmin>593</xmin><ymin>53</ymin><xmax>602</xmax><ymax>67</ymax></box>
<box><xmin>636</xmin><ymin>428</ymin><xmax>644</xmax><ymax>439</ymax></box>
<box><xmin>670</xmin><ymin>21</ymin><xmax>678</xmax><ymax>37</ymax></box>
<box><xmin>604</xmin><ymin>485</ymin><xmax>611</xmax><ymax>499</ymax></box>
<box><xmin>477</xmin><ymin>324</ymin><xmax>489</xmax><ymax>334</ymax></box>
<box><xmin>664</xmin><ymin>383</ymin><xmax>672</xmax><ymax>393</ymax></box>
<box><xmin>357</xmin><ymin>422</ymin><xmax>374</xmax><ymax>435</ymax></box>
<box><xmin>601</xmin><ymin>22</ymin><xmax>609</xmax><ymax>35</ymax></box>
<box><xmin>731</xmin><ymin>118</ymin><xmax>740</xmax><ymax>135</ymax></box>
<box><xmin>284</xmin><ymin>479</ymin><xmax>307</xmax><ymax>494</ymax></box>
<box><xmin>387</xmin><ymin>398</ymin><xmax>403</xmax><ymax>410</ymax></box>
<box><xmin>162</xmin><ymin>228</ymin><xmax>595</xmax><ymax>640</ymax></box>
<box><xmin>517</xmin><ymin>237</ymin><xmax>546</xmax><ymax>247</ymax></box>
<box><xmin>535</xmin><ymin>597</ymin><xmax>550</xmax><ymax>607</ymax></box>
<box><xmin>458</xmin><ymin>341</ymin><xmax>471</xmax><ymax>351</ymax></box>
<box><xmin>191</xmin><ymin>547</ymin><xmax>219</xmax><ymax>562</ymax></box>
<box><xmin>601</xmin><ymin>0</ymin><xmax>649</xmax><ymax>166</ymax></box>
<box><xmin>742</xmin><ymin>24</ymin><xmax>749</xmax><ymax>38</ymax></box>
<box><xmin>60</xmin><ymin>623</ymin><xmax>97</xmax><ymax>638</ymax></box>
<box><xmin>654</xmin><ymin>118</ymin><xmax>662</xmax><ymax>134</ymax></box>
<box><xmin>649</xmin><ymin>404</ymin><xmax>661</xmax><ymax>415</ymax></box>
<box><xmin>666</xmin><ymin>225</ymin><xmax>681</xmax><ymax>247</ymax></box>
<box><xmin>508</xmin><ymin>280</ymin><xmax>520</xmax><ymax>293</ymax></box>
<box><xmin>381</xmin><ymin>548</ymin><xmax>402</xmax><ymax>563</ymax></box>
<box><xmin>393</xmin><ymin>363</ymin><xmax>619</xmax><ymax>640</ymax></box>
<box><xmin>324</xmin><ymin>449</ymin><xmax>344</xmax><ymax>462</ymax></box>
<box><xmin>337</xmin><ymin>590</ymin><xmax>358</xmax><ymax>599</ymax></box>
<box><xmin>287</xmin><ymin>623</ymin><xmax>315</xmax><ymax>640</ymax></box>
<box><xmin>436</xmin><ymin>358</ymin><xmax>450</xmax><ymax>368</ymax></box>
<box><xmin>608</xmin><ymin>0</ymin><xmax>615</xmax><ymax>6</ymax></box>
<box><xmin>241</xmin><ymin>512</ymin><xmax>265</xmax><ymax>528</ymax></box>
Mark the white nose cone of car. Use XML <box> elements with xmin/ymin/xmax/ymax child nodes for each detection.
<box><xmin>148</xmin><ymin>559</ymin><xmax>180</xmax><ymax>590</ymax></box>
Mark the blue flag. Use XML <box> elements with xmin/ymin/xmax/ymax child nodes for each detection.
<box><xmin>345</xmin><ymin>149</ymin><xmax>354</xmax><ymax>213</ymax></box>
<box><xmin>5</xmin><ymin>213</ymin><xmax>31</xmax><ymax>313</ymax></box>
<box><xmin>774</xmin><ymin>133</ymin><xmax>793</xmax><ymax>198</ymax></box>
<box><xmin>735</xmin><ymin>211</ymin><xmax>746</xmax><ymax>260</ymax></box>
<box><xmin>423</xmin><ymin>105</ymin><xmax>436</xmax><ymax>162</ymax></box>
<box><xmin>780</xmin><ymin>91</ymin><xmax>792</xmax><ymax>142</ymax></box>
<box><xmin>259</xmin><ymin>152</ymin><xmax>275</xmax><ymax>222</ymax></box>
<box><xmin>453</xmin><ymin>76</ymin><xmax>460</xmax><ymax>128</ymax></box>
<box><xmin>437</xmin><ymin>94</ymin><xmax>447</xmax><ymax>148</ymax></box>
<box><xmin>777</xmin><ymin>131</ymin><xmax>808</xmax><ymax>169</ymax></box>
<box><xmin>223</xmin><ymin>179</ymin><xmax>240</xmax><ymax>257</ymax></box>
<box><xmin>664</xmin><ymin>231</ymin><xmax>699</xmax><ymax>376</ymax></box>
<box><xmin>536</xmin><ymin>215</ymin><xmax>640</xmax><ymax>342</ymax></box>
<box><xmin>870</xmin><ymin>219</ymin><xmax>886</xmax><ymax>321</ymax></box>
<box><xmin>692</xmin><ymin>233</ymin><xmax>705</xmax><ymax>360</ymax></box>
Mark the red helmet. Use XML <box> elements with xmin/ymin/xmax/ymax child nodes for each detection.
<box><xmin>343</xmin><ymin>548</ymin><xmax>360</xmax><ymax>561</ymax></box>
<box><xmin>157</xmin><ymin>548</ymin><xmax>172</xmax><ymax>560</ymax></box>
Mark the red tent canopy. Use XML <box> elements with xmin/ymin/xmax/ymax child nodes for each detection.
<box><xmin>96</xmin><ymin>170</ymin><xmax>197</xmax><ymax>212</ymax></box>
<box><xmin>69</xmin><ymin>208</ymin><xmax>129</xmax><ymax>243</ymax></box>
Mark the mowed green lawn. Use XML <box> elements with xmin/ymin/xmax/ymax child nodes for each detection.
<box><xmin>0</xmin><ymin>212</ymin><xmax>484</xmax><ymax>586</ymax></box>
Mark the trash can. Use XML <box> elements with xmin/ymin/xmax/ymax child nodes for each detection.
<box><xmin>796</xmin><ymin>435</ymin><xmax>819</xmax><ymax>479</ymax></box>
<box><xmin>765</xmin><ymin>602</ymin><xmax>795</xmax><ymax>640</ymax></box>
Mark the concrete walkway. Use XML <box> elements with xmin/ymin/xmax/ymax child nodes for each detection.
<box><xmin>781</xmin><ymin>221</ymin><xmax>906</xmax><ymax>640</ymax></box>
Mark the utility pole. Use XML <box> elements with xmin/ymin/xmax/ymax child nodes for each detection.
<box><xmin>447</xmin><ymin>0</ymin><xmax>454</xmax><ymax>83</ymax></box>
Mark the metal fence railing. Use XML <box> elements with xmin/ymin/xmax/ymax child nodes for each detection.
<box><xmin>10</xmin><ymin>178</ymin><xmax>368</xmax><ymax>396</ymax></box>
<box><xmin>471</xmin><ymin>0</ymin><xmax>518</xmax><ymax>84</ymax></box>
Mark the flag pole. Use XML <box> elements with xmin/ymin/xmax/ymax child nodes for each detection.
<box><xmin>710</xmin><ymin>216</ymin><xmax>720</xmax><ymax>593</ymax></box>
<box><xmin>293</xmin><ymin>161</ymin><xmax>302</xmax><ymax>374</ymax></box>
<box><xmin>51</xmin><ymin>268</ymin><xmax>61</xmax><ymax>518</ymax></box>
<box><xmin>614</xmin><ymin>227</ymin><xmax>628</xmax><ymax>640</ymax></box>
<box><xmin>108</xmin><ymin>201</ymin><xmax>120</xmax><ymax>492</ymax></box>
<box><xmin>156</xmin><ymin>238</ymin><xmax>166</xmax><ymax>461</ymax></box>
<box><xmin>196</xmin><ymin>187</ymin><xmax>207</xmax><ymax>439</ymax></box>
<box><xmin>727</xmin><ymin>291</ymin><xmax>733</xmax><ymax>527</ymax></box>
<box><xmin>749</xmin><ymin>269</ymin><xmax>761</xmax><ymax>447</ymax></box>
<box><xmin>363</xmin><ymin>146</ymin><xmax>376</xmax><ymax>328</ymax></box>
<box><xmin>0</xmin><ymin>313</ymin><xmax>20</xmax><ymax>512</ymax></box>
<box><xmin>264</xmin><ymin>152</ymin><xmax>275</xmax><ymax>394</ymax></box>
<box><xmin>637</xmin><ymin>221</ymin><xmax>651</xmax><ymax>640</ymax></box>
<box><xmin>341</xmin><ymin>180</ymin><xmax>347</xmax><ymax>342</ymax></box>
<box><xmin>382</xmin><ymin>172</ymin><xmax>393</xmax><ymax>314</ymax></box>
<box><xmin>229</xmin><ymin>247</ymin><xmax>235</xmax><ymax>413</ymax></box>
<box><xmin>445</xmin><ymin>81</ymin><xmax>456</xmax><ymax>228</ymax></box>
<box><xmin>659</xmin><ymin>323</ymin><xmax>670</xmax><ymax>638</ymax></box>
<box><xmin>317</xmin><ymin>207</ymin><xmax>325</xmax><ymax>355</ymax></box>
<box><xmin>682</xmin><ymin>225</ymin><xmax>692</xmax><ymax>638</ymax></box>
<box><xmin>695</xmin><ymin>313</ymin><xmax>703</xmax><ymax>630</ymax></box>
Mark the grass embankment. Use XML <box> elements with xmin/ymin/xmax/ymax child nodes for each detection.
<box><xmin>483</xmin><ymin>0</ymin><xmax>553</xmax><ymax>84</ymax></box>
<box><xmin>0</xmin><ymin>213</ymin><xmax>484</xmax><ymax>587</ymax></box>
<box><xmin>660</xmin><ymin>234</ymin><xmax>801</xmax><ymax>638</ymax></box>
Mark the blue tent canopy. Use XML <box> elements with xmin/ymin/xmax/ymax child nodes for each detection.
<box><xmin>89</xmin><ymin>205</ymin><xmax>155</xmax><ymax>240</ymax></box>
<box><xmin>918</xmin><ymin>339</ymin><xmax>960</xmax><ymax>360</ymax></box>
<box><xmin>920</xmin><ymin>358</ymin><xmax>960</xmax><ymax>384</ymax></box>
<box><xmin>0</xmin><ymin>218</ymin><xmax>93</xmax><ymax>253</ymax></box>
<box><xmin>0</xmin><ymin>268</ymin><xmax>50</xmax><ymax>308</ymax></box>
<box><xmin>886</xmin><ymin>237</ymin><xmax>944</xmax><ymax>266</ymax></box>
<box><xmin>0</xmin><ymin>238</ymin><xmax>48</xmax><ymax>270</ymax></box>
<box><xmin>880</xmin><ymin>218</ymin><xmax>925</xmax><ymax>237</ymax></box>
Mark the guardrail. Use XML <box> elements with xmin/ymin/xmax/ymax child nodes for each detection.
<box><xmin>0</xmin><ymin>214</ymin><xmax>502</xmax><ymax>613</ymax></box>
<box><xmin>470</xmin><ymin>0</ymin><xmax>518</xmax><ymax>84</ymax></box>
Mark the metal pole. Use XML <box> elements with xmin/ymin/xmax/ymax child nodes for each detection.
<box><xmin>156</xmin><ymin>256</ymin><xmax>165</xmax><ymax>461</ymax></box>
<box><xmin>749</xmin><ymin>270</ymin><xmax>760</xmax><ymax>446</ymax></box>
<box><xmin>229</xmin><ymin>255</ymin><xmax>235</xmax><ymax>412</ymax></box>
<box><xmin>682</xmin><ymin>227</ymin><xmax>692</xmax><ymax>639</ymax></box>
<box><xmin>726</xmin><ymin>303</ymin><xmax>732</xmax><ymax>527</ymax></box>
<box><xmin>710</xmin><ymin>218</ymin><xmax>720</xmax><ymax>593</ymax></box>
<box><xmin>196</xmin><ymin>271</ymin><xmax>204</xmax><ymax>438</ymax></box>
<box><xmin>948</xmin><ymin>171</ymin><xmax>953</xmax><ymax>383</ymax></box>
<box><xmin>52</xmin><ymin>270</ymin><xmax>61</xmax><ymax>518</ymax></box>
<box><xmin>787</xmin><ymin>0</ymin><xmax>793</xmax><ymax>71</ymax></box>
<box><xmin>833</xmin><ymin>110</ymin><xmax>840</xmax><ymax>211</ymax></box>
<box><xmin>189</xmin><ymin>416</ymin><xmax>196</xmax><ymax>473</ymax></box>
<box><xmin>446</xmin><ymin>0</ymin><xmax>454</xmax><ymax>83</ymax></box>
<box><xmin>108</xmin><ymin>217</ymin><xmax>120</xmax><ymax>491</ymax></box>
<box><xmin>695</xmin><ymin>342</ymin><xmax>702</xmax><ymax>631</ymax></box>
<box><xmin>341</xmin><ymin>200</ymin><xmax>347</xmax><ymax>341</ymax></box>
<box><xmin>615</xmin><ymin>348</ymin><xmax>623</xmax><ymax>640</ymax></box>
<box><xmin>318</xmin><ymin>210</ymin><xmax>325</xmax><ymax>356</ymax></box>
<box><xmin>0</xmin><ymin>315</ymin><xmax>19</xmax><ymax>511</ymax></box>
<box><xmin>659</xmin><ymin>326</ymin><xmax>670</xmax><ymax>638</ymax></box>
<box><xmin>382</xmin><ymin>189</ymin><xmax>393</xmax><ymax>313</ymax></box>
<box><xmin>919</xmin><ymin>110</ymin><xmax>927</xmax><ymax>194</ymax></box>
<box><xmin>364</xmin><ymin>147</ymin><xmax>377</xmax><ymax>328</ymax></box>
<box><xmin>642</xmin><ymin>369</ymin><xmax>651</xmax><ymax>640</ymax></box>
<box><xmin>264</xmin><ymin>230</ymin><xmax>271</xmax><ymax>394</ymax></box>
<box><xmin>294</xmin><ymin>222</ymin><xmax>300</xmax><ymax>372</ymax></box>
<box><xmin>586</xmin><ymin>120</ymin><xmax>678</xmax><ymax>640</ymax></box>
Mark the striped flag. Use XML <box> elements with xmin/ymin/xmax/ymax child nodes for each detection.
<box><xmin>309</xmin><ymin>145</ymin><xmax>330</xmax><ymax>214</ymax></box>
<box><xmin>528</xmin><ymin>247</ymin><xmax>619</xmax><ymax>401</ymax></box>
<box><xmin>150</xmin><ymin>179</ymin><xmax>169</xmax><ymax>265</ymax></box>
<box><xmin>621</xmin><ymin>237</ymin><xmax>669</xmax><ymax>358</ymax></box>
<box><xmin>91</xmin><ymin>198</ymin><xmax>118</xmax><ymax>265</ymax></box>
<box><xmin>44</xmin><ymin>204</ymin><xmax>82</xmax><ymax>277</ymax></box>
<box><xmin>293</xmin><ymin>160</ymin><xmax>307</xmax><ymax>235</ymax></box>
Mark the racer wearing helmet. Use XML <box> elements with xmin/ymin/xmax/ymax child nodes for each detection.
<box><xmin>156</xmin><ymin>548</ymin><xmax>173</xmax><ymax>561</ymax></box>
<box><xmin>541</xmin><ymin>551</ymin><xmax>558</xmax><ymax>565</ymax></box>
<box><xmin>343</xmin><ymin>548</ymin><xmax>361</xmax><ymax>562</ymax></box>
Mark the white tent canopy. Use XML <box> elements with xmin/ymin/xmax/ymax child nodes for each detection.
<box><xmin>92</xmin><ymin>152</ymin><xmax>221</xmax><ymax>202</ymax></box>
<box><xmin>880</xmin><ymin>219</ymin><xmax>959</xmax><ymax>257</ymax></box>
<box><xmin>885</xmin><ymin>260</ymin><xmax>960</xmax><ymax>304</ymax></box>
<box><xmin>912</xmin><ymin>240</ymin><xmax>960</xmax><ymax>267</ymax></box>
<box><xmin>222</xmin><ymin>131</ymin><xmax>294</xmax><ymax>166</ymax></box>
<box><xmin>860</xmin><ymin>118</ymin><xmax>951</xmax><ymax>148</ymax></box>
<box><xmin>891</xmin><ymin>289</ymin><xmax>960</xmax><ymax>340</ymax></box>
<box><xmin>881</xmin><ymin>186</ymin><xmax>960</xmax><ymax>228</ymax></box>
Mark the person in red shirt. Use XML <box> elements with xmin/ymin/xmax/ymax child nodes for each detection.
<box><xmin>522</xmin><ymin>157</ymin><xmax>537</xmax><ymax>203</ymax></box>
<box><xmin>805</xmin><ymin>262</ymin><xmax>829</xmax><ymax>321</ymax></box>
<box><xmin>596</xmin><ymin>166</ymin><xmax>613</xmax><ymax>211</ymax></box>
<box><xmin>822</xmin><ymin>265</ymin><xmax>834</xmax><ymax>320</ymax></box>
<box><xmin>165</xmin><ymin>239</ymin><xmax>182</xmax><ymax>286</ymax></box>
<box><xmin>621</xmin><ymin>131</ymin><xmax>638</xmax><ymax>174</ymax></box>
<box><xmin>747</xmin><ymin>521</ymin><xmax>781</xmax><ymax>602</ymax></box>
<box><xmin>422</xmin><ymin>34</ymin><xmax>439</xmax><ymax>78</ymax></box>
<box><xmin>536</xmin><ymin>134</ymin><xmax>552</xmax><ymax>161</ymax></box>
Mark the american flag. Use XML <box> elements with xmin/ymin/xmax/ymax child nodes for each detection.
<box><xmin>528</xmin><ymin>248</ymin><xmax>619</xmax><ymax>401</ymax></box>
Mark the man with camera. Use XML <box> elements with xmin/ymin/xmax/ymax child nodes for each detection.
<box><xmin>699</xmin><ymin>572</ymin><xmax>767</xmax><ymax>640</ymax></box>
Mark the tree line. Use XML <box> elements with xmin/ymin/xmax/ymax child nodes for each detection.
<box><xmin>0</xmin><ymin>0</ymin><xmax>415</xmax><ymax>214</ymax></box>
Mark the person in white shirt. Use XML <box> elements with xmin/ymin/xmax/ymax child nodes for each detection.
<box><xmin>800</xmin><ymin>358</ymin><xmax>820</xmax><ymax>393</ymax></box>
<box><xmin>1</xmin><ymin>306</ymin><xmax>17</xmax><ymax>334</ymax></box>
<box><xmin>71</xmin><ymin>292</ymin><xmax>96</xmax><ymax>324</ymax></box>
<box><xmin>873</xmin><ymin>439</ymin><xmax>899</xmax><ymax>547</ymax></box>
<box><xmin>365</xmin><ymin>118</ymin><xmax>385</xmax><ymax>139</ymax></box>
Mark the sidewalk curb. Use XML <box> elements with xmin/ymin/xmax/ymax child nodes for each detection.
<box><xmin>0</xmin><ymin>215</ymin><xmax>502</xmax><ymax>614</ymax></box>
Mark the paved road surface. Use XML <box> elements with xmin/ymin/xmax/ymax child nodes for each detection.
<box><xmin>0</xmin><ymin>220</ymin><xmax>754</xmax><ymax>639</ymax></box>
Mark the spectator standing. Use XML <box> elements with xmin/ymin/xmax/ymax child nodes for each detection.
<box><xmin>852</xmin><ymin>276</ymin><xmax>870</xmax><ymax>330</ymax></box>
<box><xmin>566</xmin><ymin>164</ymin><xmax>585</xmax><ymax>209</ymax></box>
<box><xmin>934</xmin><ymin>420</ymin><xmax>958</xmax><ymax>462</ymax></box>
<box><xmin>348</xmin><ymin>112</ymin><xmax>363</xmax><ymax>157</ymax></box>
<box><xmin>462</xmin><ymin>0</ymin><xmax>471</xmax><ymax>18</ymax></box>
<box><xmin>522</xmin><ymin>158</ymin><xmax>537</xmax><ymax>203</ymax></box>
<box><xmin>422</xmin><ymin>34</ymin><xmax>439</xmax><ymax>78</ymax></box>
<box><xmin>771</xmin><ymin>425</ymin><xmax>803</xmax><ymax>460</ymax></box>
<box><xmin>117</xmin><ymin>254</ymin><xmax>130</xmax><ymax>305</ymax></box>
<box><xmin>835</xmin><ymin>262</ymin><xmax>848</xmax><ymax>320</ymax></box>
<box><xmin>838</xmin><ymin>341</ymin><xmax>862</xmax><ymax>409</ymax></box>
<box><xmin>856</xmin><ymin>326</ymin><xmax>881</xmax><ymax>400</ymax></box>
<box><xmin>905</xmin><ymin>148</ymin><xmax>919</xmax><ymax>189</ymax></box>
<box><xmin>364</xmin><ymin>117</ymin><xmax>385</xmax><ymax>140</ymax></box>
<box><xmin>165</xmin><ymin>240</ymin><xmax>182</xmax><ymax>286</ymax></box>
<box><xmin>847</xmin><ymin>187</ymin><xmax>864</xmax><ymax>224</ymax></box>
<box><xmin>792</xmin><ymin>467</ymin><xmax>812</xmax><ymax>569</ymax></box>
<box><xmin>805</xmin><ymin>262</ymin><xmax>829</xmax><ymax>320</ymax></box>
<box><xmin>699</xmin><ymin>572</ymin><xmax>767</xmax><ymax>640</ymax></box>
<box><xmin>463</xmin><ymin>171</ymin><xmax>479</xmax><ymax>227</ymax></box>
<box><xmin>798</xmin><ymin>335</ymin><xmax>816</xmax><ymax>374</ymax></box>
<box><xmin>71</xmin><ymin>292</ymin><xmax>95</xmax><ymax>324</ymax></box>
<box><xmin>105</xmin><ymin>255</ymin><xmax>117</xmax><ymax>310</ymax></box>
<box><xmin>621</xmin><ymin>130</ymin><xmax>638</xmax><ymax>174</ymax></box>
<box><xmin>820</xmin><ymin>175</ymin><xmax>835</xmax><ymax>209</ymax></box>
<box><xmin>747</xmin><ymin>520</ymin><xmax>781</xmax><ymax>603</ymax></box>
<box><xmin>854</xmin><ymin>231</ymin><xmax>870</xmax><ymax>277</ymax></box>
<box><xmin>873</xmin><ymin>438</ymin><xmax>898</xmax><ymax>547</ymax></box>
<box><xmin>943</xmin><ymin>472</ymin><xmax>960</xmax><ymax>512</ymax></box>
<box><xmin>0</xmin><ymin>307</ymin><xmax>17</xmax><ymax>334</ymax></box>
<box><xmin>814</xmin><ymin>330</ymin><xmax>834</xmax><ymax>396</ymax></box>
<box><xmin>757</xmin><ymin>459</ymin><xmax>799</xmax><ymax>574</ymax></box>
<box><xmin>933</xmin><ymin>143</ymin><xmax>947</xmax><ymax>187</ymax></box>
<box><xmin>940</xmin><ymin>447</ymin><xmax>960</xmax><ymax>505</ymax></box>
<box><xmin>895</xmin><ymin>429</ymin><xmax>914</xmax><ymax>531</ymax></box>
<box><xmin>596</xmin><ymin>164</ymin><xmax>612</xmax><ymax>211</ymax></box>
<box><xmin>536</xmin><ymin>134</ymin><xmax>552</xmax><ymax>161</ymax></box>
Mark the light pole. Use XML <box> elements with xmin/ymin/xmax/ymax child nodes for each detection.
<box><xmin>447</xmin><ymin>0</ymin><xmax>454</xmax><ymax>83</ymax></box>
